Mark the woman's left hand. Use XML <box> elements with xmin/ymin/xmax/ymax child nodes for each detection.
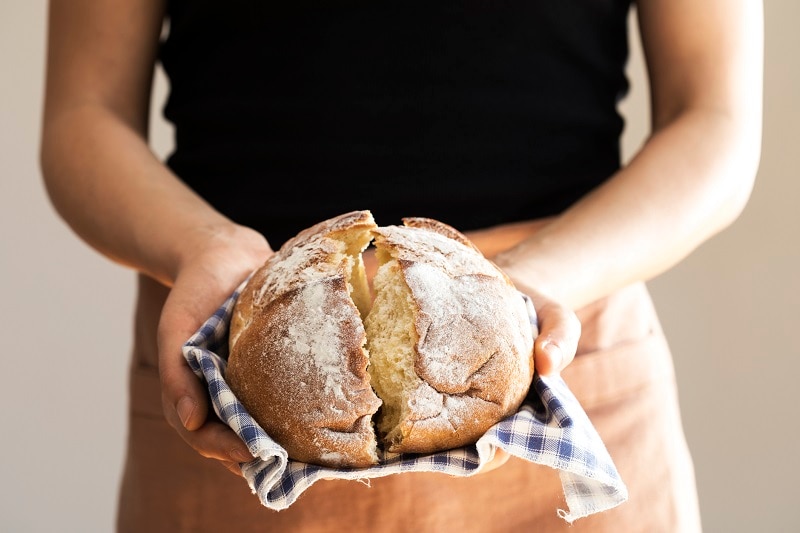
<box><xmin>522</xmin><ymin>286</ymin><xmax>581</xmax><ymax>376</ymax></box>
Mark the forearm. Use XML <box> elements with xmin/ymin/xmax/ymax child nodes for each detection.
<box><xmin>40</xmin><ymin>0</ymin><xmax>263</xmax><ymax>287</ymax></box>
<box><xmin>41</xmin><ymin>104</ymin><xmax>250</xmax><ymax>286</ymax></box>
<box><xmin>496</xmin><ymin>107</ymin><xmax>760</xmax><ymax>309</ymax></box>
<box><xmin>496</xmin><ymin>0</ymin><xmax>762</xmax><ymax>310</ymax></box>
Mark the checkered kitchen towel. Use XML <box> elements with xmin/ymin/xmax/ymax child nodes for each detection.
<box><xmin>183</xmin><ymin>288</ymin><xmax>628</xmax><ymax>523</ymax></box>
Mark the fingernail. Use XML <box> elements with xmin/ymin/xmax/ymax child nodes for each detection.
<box><xmin>176</xmin><ymin>396</ymin><xmax>196</xmax><ymax>429</ymax></box>
<box><xmin>544</xmin><ymin>341</ymin><xmax>563</xmax><ymax>373</ymax></box>
<box><xmin>231</xmin><ymin>448</ymin><xmax>253</xmax><ymax>463</ymax></box>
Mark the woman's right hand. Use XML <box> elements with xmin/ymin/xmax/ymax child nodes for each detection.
<box><xmin>157</xmin><ymin>224</ymin><xmax>273</xmax><ymax>475</ymax></box>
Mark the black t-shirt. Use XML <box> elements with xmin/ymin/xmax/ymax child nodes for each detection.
<box><xmin>160</xmin><ymin>0</ymin><xmax>632</xmax><ymax>247</ymax></box>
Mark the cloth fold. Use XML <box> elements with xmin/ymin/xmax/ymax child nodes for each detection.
<box><xmin>183</xmin><ymin>287</ymin><xmax>627</xmax><ymax>523</ymax></box>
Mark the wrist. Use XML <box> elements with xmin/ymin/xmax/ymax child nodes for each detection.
<box><xmin>166</xmin><ymin>222</ymin><xmax>272</xmax><ymax>286</ymax></box>
<box><xmin>493</xmin><ymin>249</ymin><xmax>552</xmax><ymax>300</ymax></box>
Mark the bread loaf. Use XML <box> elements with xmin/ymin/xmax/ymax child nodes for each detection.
<box><xmin>227</xmin><ymin>211</ymin><xmax>534</xmax><ymax>468</ymax></box>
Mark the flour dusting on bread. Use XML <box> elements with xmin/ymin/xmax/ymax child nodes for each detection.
<box><xmin>227</xmin><ymin>212</ymin><xmax>382</xmax><ymax>468</ymax></box>
<box><xmin>365</xmin><ymin>223</ymin><xmax>533</xmax><ymax>453</ymax></box>
<box><xmin>227</xmin><ymin>211</ymin><xmax>534</xmax><ymax>466</ymax></box>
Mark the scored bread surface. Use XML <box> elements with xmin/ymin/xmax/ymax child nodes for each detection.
<box><xmin>228</xmin><ymin>211</ymin><xmax>534</xmax><ymax>466</ymax></box>
<box><xmin>227</xmin><ymin>211</ymin><xmax>381</xmax><ymax>468</ymax></box>
<box><xmin>366</xmin><ymin>220</ymin><xmax>534</xmax><ymax>453</ymax></box>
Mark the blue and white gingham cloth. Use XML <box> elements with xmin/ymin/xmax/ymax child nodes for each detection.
<box><xmin>183</xmin><ymin>287</ymin><xmax>628</xmax><ymax>523</ymax></box>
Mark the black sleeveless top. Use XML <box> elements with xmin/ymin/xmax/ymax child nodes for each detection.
<box><xmin>160</xmin><ymin>0</ymin><xmax>632</xmax><ymax>247</ymax></box>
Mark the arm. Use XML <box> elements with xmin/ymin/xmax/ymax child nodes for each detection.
<box><xmin>41</xmin><ymin>0</ymin><xmax>270</xmax><ymax>470</ymax></box>
<box><xmin>41</xmin><ymin>0</ymin><xmax>581</xmax><ymax>472</ymax></box>
<box><xmin>495</xmin><ymin>0</ymin><xmax>763</xmax><ymax>373</ymax></box>
<box><xmin>40</xmin><ymin>0</ymin><xmax>577</xmax><ymax>473</ymax></box>
<box><xmin>40</xmin><ymin>0</ymin><xmax>267</xmax><ymax>286</ymax></box>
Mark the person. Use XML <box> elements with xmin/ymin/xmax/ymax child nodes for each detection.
<box><xmin>40</xmin><ymin>0</ymin><xmax>762</xmax><ymax>531</ymax></box>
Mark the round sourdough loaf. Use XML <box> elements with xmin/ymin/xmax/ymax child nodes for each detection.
<box><xmin>227</xmin><ymin>211</ymin><xmax>534</xmax><ymax>467</ymax></box>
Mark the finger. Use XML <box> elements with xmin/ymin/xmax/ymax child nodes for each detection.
<box><xmin>477</xmin><ymin>448</ymin><xmax>511</xmax><ymax>475</ymax></box>
<box><xmin>162</xmin><ymin>396</ymin><xmax>254</xmax><ymax>464</ymax></box>
<box><xmin>157</xmin><ymin>284</ymin><xmax>216</xmax><ymax>431</ymax></box>
<box><xmin>159</xmin><ymin>342</ymin><xmax>211</xmax><ymax>432</ymax></box>
<box><xmin>220</xmin><ymin>461</ymin><xmax>245</xmax><ymax>477</ymax></box>
<box><xmin>533</xmin><ymin>301</ymin><xmax>581</xmax><ymax>376</ymax></box>
<box><xmin>160</xmin><ymin>361</ymin><xmax>210</xmax><ymax>432</ymax></box>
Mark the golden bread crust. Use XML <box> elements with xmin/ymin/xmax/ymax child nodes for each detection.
<box><xmin>372</xmin><ymin>219</ymin><xmax>534</xmax><ymax>453</ymax></box>
<box><xmin>227</xmin><ymin>211</ymin><xmax>381</xmax><ymax>468</ymax></box>
<box><xmin>227</xmin><ymin>211</ymin><xmax>534</xmax><ymax>464</ymax></box>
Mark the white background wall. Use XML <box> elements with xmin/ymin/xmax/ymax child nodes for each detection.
<box><xmin>627</xmin><ymin>3</ymin><xmax>800</xmax><ymax>531</ymax></box>
<box><xmin>1</xmin><ymin>1</ymin><xmax>797</xmax><ymax>531</ymax></box>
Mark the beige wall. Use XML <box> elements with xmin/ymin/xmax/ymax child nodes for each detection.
<box><xmin>624</xmin><ymin>3</ymin><xmax>800</xmax><ymax>531</ymax></box>
<box><xmin>1</xmin><ymin>1</ymin><xmax>797</xmax><ymax>531</ymax></box>
<box><xmin>637</xmin><ymin>3</ymin><xmax>800</xmax><ymax>530</ymax></box>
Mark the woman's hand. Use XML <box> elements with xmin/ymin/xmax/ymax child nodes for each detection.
<box><xmin>523</xmin><ymin>287</ymin><xmax>581</xmax><ymax>376</ymax></box>
<box><xmin>461</xmin><ymin>221</ymin><xmax>581</xmax><ymax>377</ymax></box>
<box><xmin>460</xmin><ymin>223</ymin><xmax>578</xmax><ymax>380</ymax></box>
<box><xmin>474</xmin><ymin>256</ymin><xmax>581</xmax><ymax>476</ymax></box>
<box><xmin>474</xmin><ymin>286</ymin><xmax>579</xmax><ymax>475</ymax></box>
<box><xmin>157</xmin><ymin>224</ymin><xmax>273</xmax><ymax>475</ymax></box>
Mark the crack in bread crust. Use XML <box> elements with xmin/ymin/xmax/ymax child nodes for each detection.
<box><xmin>227</xmin><ymin>212</ymin><xmax>381</xmax><ymax>468</ymax></box>
<box><xmin>367</xmin><ymin>221</ymin><xmax>534</xmax><ymax>454</ymax></box>
<box><xmin>228</xmin><ymin>211</ymin><xmax>534</xmax><ymax>464</ymax></box>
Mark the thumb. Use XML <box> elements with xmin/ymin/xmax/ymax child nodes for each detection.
<box><xmin>532</xmin><ymin>299</ymin><xmax>581</xmax><ymax>376</ymax></box>
<box><xmin>157</xmin><ymin>287</ymin><xmax>213</xmax><ymax>431</ymax></box>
